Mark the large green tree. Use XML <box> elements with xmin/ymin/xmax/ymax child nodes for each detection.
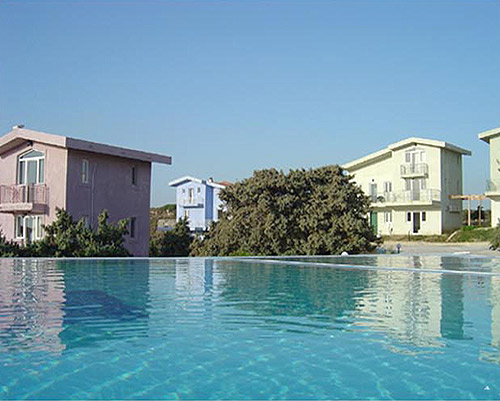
<box><xmin>191</xmin><ymin>165</ymin><xmax>378</xmax><ymax>256</ymax></box>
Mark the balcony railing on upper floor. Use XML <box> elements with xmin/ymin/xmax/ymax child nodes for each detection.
<box><xmin>180</xmin><ymin>196</ymin><xmax>204</xmax><ymax>207</ymax></box>
<box><xmin>370</xmin><ymin>189</ymin><xmax>441</xmax><ymax>205</ymax></box>
<box><xmin>0</xmin><ymin>184</ymin><xmax>49</xmax><ymax>213</ymax></box>
<box><xmin>400</xmin><ymin>163</ymin><xmax>428</xmax><ymax>177</ymax></box>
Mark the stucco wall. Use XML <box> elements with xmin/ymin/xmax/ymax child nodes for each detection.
<box><xmin>440</xmin><ymin>149</ymin><xmax>463</xmax><ymax>232</ymax></box>
<box><xmin>65</xmin><ymin>149</ymin><xmax>152</xmax><ymax>256</ymax></box>
<box><xmin>0</xmin><ymin>142</ymin><xmax>67</xmax><ymax>241</ymax></box>
<box><xmin>487</xmin><ymin>136</ymin><xmax>500</xmax><ymax>227</ymax></box>
<box><xmin>373</xmin><ymin>208</ymin><xmax>441</xmax><ymax>236</ymax></box>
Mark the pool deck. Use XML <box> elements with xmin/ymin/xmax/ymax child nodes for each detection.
<box><xmin>383</xmin><ymin>241</ymin><xmax>499</xmax><ymax>256</ymax></box>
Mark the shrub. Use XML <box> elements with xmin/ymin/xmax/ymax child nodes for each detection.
<box><xmin>150</xmin><ymin>218</ymin><xmax>192</xmax><ymax>257</ymax></box>
<box><xmin>0</xmin><ymin>208</ymin><xmax>130</xmax><ymax>257</ymax></box>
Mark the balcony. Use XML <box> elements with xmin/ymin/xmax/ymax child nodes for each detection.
<box><xmin>400</xmin><ymin>163</ymin><xmax>428</xmax><ymax>178</ymax></box>
<box><xmin>0</xmin><ymin>184</ymin><xmax>49</xmax><ymax>214</ymax></box>
<box><xmin>370</xmin><ymin>189</ymin><xmax>441</xmax><ymax>207</ymax></box>
<box><xmin>180</xmin><ymin>196</ymin><xmax>204</xmax><ymax>208</ymax></box>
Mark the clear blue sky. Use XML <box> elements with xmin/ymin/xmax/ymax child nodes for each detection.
<box><xmin>1</xmin><ymin>0</ymin><xmax>499</xmax><ymax>206</ymax></box>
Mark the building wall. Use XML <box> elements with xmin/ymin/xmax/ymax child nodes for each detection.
<box><xmin>65</xmin><ymin>149</ymin><xmax>152</xmax><ymax>256</ymax></box>
<box><xmin>0</xmin><ymin>142</ymin><xmax>68</xmax><ymax>241</ymax></box>
<box><xmin>487</xmin><ymin>136</ymin><xmax>500</xmax><ymax>227</ymax></box>
<box><xmin>213</xmin><ymin>187</ymin><xmax>223</xmax><ymax>221</ymax></box>
<box><xmin>175</xmin><ymin>181</ymin><xmax>208</xmax><ymax>231</ymax></box>
<box><xmin>440</xmin><ymin>149</ymin><xmax>463</xmax><ymax>232</ymax></box>
<box><xmin>205</xmin><ymin>186</ymin><xmax>214</xmax><ymax>221</ymax></box>
<box><xmin>373</xmin><ymin>208</ymin><xmax>442</xmax><ymax>236</ymax></box>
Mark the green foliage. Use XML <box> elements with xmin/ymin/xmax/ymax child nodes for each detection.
<box><xmin>149</xmin><ymin>203</ymin><xmax>176</xmax><ymax>237</ymax></box>
<box><xmin>0</xmin><ymin>231</ymin><xmax>21</xmax><ymax>257</ymax></box>
<box><xmin>150</xmin><ymin>217</ymin><xmax>193</xmax><ymax>257</ymax></box>
<box><xmin>453</xmin><ymin>226</ymin><xmax>496</xmax><ymax>243</ymax></box>
<box><xmin>191</xmin><ymin>165</ymin><xmax>379</xmax><ymax>256</ymax></box>
<box><xmin>490</xmin><ymin>224</ymin><xmax>500</xmax><ymax>250</ymax></box>
<box><xmin>0</xmin><ymin>208</ymin><xmax>130</xmax><ymax>257</ymax></box>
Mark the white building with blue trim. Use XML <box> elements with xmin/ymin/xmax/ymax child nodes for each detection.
<box><xmin>169</xmin><ymin>176</ymin><xmax>229</xmax><ymax>232</ymax></box>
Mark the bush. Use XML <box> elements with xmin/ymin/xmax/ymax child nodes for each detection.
<box><xmin>0</xmin><ymin>208</ymin><xmax>130</xmax><ymax>257</ymax></box>
<box><xmin>490</xmin><ymin>224</ymin><xmax>500</xmax><ymax>250</ymax></box>
<box><xmin>150</xmin><ymin>218</ymin><xmax>192</xmax><ymax>257</ymax></box>
<box><xmin>0</xmin><ymin>231</ymin><xmax>21</xmax><ymax>257</ymax></box>
<box><xmin>191</xmin><ymin>165</ymin><xmax>379</xmax><ymax>256</ymax></box>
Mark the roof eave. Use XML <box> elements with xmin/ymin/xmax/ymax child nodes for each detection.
<box><xmin>169</xmin><ymin>176</ymin><xmax>203</xmax><ymax>187</ymax></box>
<box><xmin>478</xmin><ymin>127</ymin><xmax>500</xmax><ymax>144</ymax></box>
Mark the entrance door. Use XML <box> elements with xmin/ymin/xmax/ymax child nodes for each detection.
<box><xmin>370</xmin><ymin>212</ymin><xmax>378</xmax><ymax>234</ymax></box>
<box><xmin>413</xmin><ymin>212</ymin><xmax>421</xmax><ymax>234</ymax></box>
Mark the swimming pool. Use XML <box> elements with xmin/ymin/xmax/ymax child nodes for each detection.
<box><xmin>1</xmin><ymin>255</ymin><xmax>500</xmax><ymax>399</ymax></box>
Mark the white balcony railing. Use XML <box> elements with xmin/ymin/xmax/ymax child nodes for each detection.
<box><xmin>370</xmin><ymin>189</ymin><xmax>441</xmax><ymax>204</ymax></box>
<box><xmin>0</xmin><ymin>184</ymin><xmax>48</xmax><ymax>206</ymax></box>
<box><xmin>400</xmin><ymin>163</ymin><xmax>428</xmax><ymax>177</ymax></box>
<box><xmin>180</xmin><ymin>196</ymin><xmax>204</xmax><ymax>207</ymax></box>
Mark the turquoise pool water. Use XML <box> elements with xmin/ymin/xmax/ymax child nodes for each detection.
<box><xmin>1</xmin><ymin>255</ymin><xmax>500</xmax><ymax>399</ymax></box>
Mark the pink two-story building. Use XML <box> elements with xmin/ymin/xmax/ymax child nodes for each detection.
<box><xmin>0</xmin><ymin>126</ymin><xmax>171</xmax><ymax>256</ymax></box>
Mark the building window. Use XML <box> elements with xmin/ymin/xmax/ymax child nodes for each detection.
<box><xmin>82</xmin><ymin>159</ymin><xmax>89</xmax><ymax>183</ymax></box>
<box><xmin>15</xmin><ymin>215</ymin><xmax>24</xmax><ymax>238</ymax></box>
<box><xmin>197</xmin><ymin>187</ymin><xmax>201</xmax><ymax>193</ymax></box>
<box><xmin>383</xmin><ymin>181</ymin><xmax>392</xmax><ymax>193</ymax></box>
<box><xmin>407</xmin><ymin>212</ymin><xmax>412</xmax><ymax>222</ymax></box>
<box><xmin>17</xmin><ymin>150</ymin><xmax>45</xmax><ymax>185</ymax></box>
<box><xmin>384</xmin><ymin>211</ymin><xmax>392</xmax><ymax>223</ymax></box>
<box><xmin>422</xmin><ymin>212</ymin><xmax>426</xmax><ymax>222</ymax></box>
<box><xmin>35</xmin><ymin>216</ymin><xmax>43</xmax><ymax>240</ymax></box>
<box><xmin>131</xmin><ymin>166</ymin><xmax>137</xmax><ymax>186</ymax></box>
<box><xmin>130</xmin><ymin>217</ymin><xmax>137</xmax><ymax>239</ymax></box>
<box><xmin>405</xmin><ymin>147</ymin><xmax>426</xmax><ymax>164</ymax></box>
<box><xmin>38</xmin><ymin>159</ymin><xmax>45</xmax><ymax>184</ymax></box>
<box><xmin>15</xmin><ymin>215</ymin><xmax>43</xmax><ymax>241</ymax></box>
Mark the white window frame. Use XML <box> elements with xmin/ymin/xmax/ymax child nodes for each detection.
<box><xmin>82</xmin><ymin>159</ymin><xmax>89</xmax><ymax>184</ymax></box>
<box><xmin>17</xmin><ymin>150</ymin><xmax>45</xmax><ymax>185</ymax></box>
<box><xmin>15</xmin><ymin>215</ymin><xmax>24</xmax><ymax>239</ymax></box>
<box><xmin>15</xmin><ymin>215</ymin><xmax>43</xmax><ymax>241</ymax></box>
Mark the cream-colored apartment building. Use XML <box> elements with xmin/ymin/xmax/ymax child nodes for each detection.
<box><xmin>343</xmin><ymin>138</ymin><xmax>471</xmax><ymax>236</ymax></box>
<box><xmin>479</xmin><ymin>127</ymin><xmax>500</xmax><ymax>227</ymax></box>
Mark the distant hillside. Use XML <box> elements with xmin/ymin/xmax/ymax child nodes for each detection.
<box><xmin>150</xmin><ymin>204</ymin><xmax>176</xmax><ymax>236</ymax></box>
